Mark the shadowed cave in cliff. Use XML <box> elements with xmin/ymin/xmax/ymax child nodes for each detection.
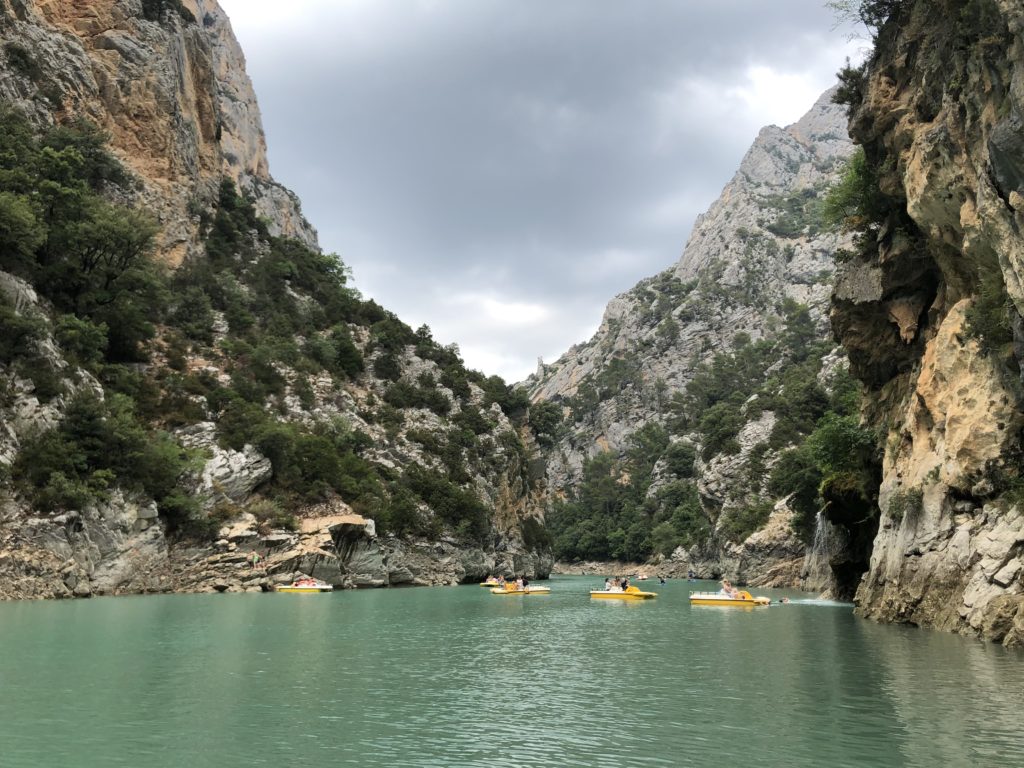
<box><xmin>814</xmin><ymin>456</ymin><xmax>883</xmax><ymax>600</ymax></box>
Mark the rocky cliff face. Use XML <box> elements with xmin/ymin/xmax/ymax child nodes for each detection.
<box><xmin>0</xmin><ymin>0</ymin><xmax>550</xmax><ymax>599</ymax></box>
<box><xmin>830</xmin><ymin>0</ymin><xmax>1024</xmax><ymax>645</ymax></box>
<box><xmin>530</xmin><ymin>91</ymin><xmax>852</xmax><ymax>479</ymax></box>
<box><xmin>529</xmin><ymin>91</ymin><xmax>856</xmax><ymax>585</ymax></box>
<box><xmin>0</xmin><ymin>0</ymin><xmax>315</xmax><ymax>262</ymax></box>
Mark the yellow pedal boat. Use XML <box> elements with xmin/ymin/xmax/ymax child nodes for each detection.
<box><xmin>590</xmin><ymin>586</ymin><xmax>657</xmax><ymax>600</ymax></box>
<box><xmin>276</xmin><ymin>579</ymin><xmax>334</xmax><ymax>593</ymax></box>
<box><xmin>480</xmin><ymin>579</ymin><xmax>504</xmax><ymax>587</ymax></box>
<box><xmin>689</xmin><ymin>590</ymin><xmax>769</xmax><ymax>607</ymax></box>
<box><xmin>490</xmin><ymin>585</ymin><xmax>551</xmax><ymax>595</ymax></box>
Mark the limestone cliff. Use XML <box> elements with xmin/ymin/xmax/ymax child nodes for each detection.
<box><xmin>528</xmin><ymin>91</ymin><xmax>856</xmax><ymax>585</ymax></box>
<box><xmin>0</xmin><ymin>0</ymin><xmax>315</xmax><ymax>263</ymax></box>
<box><xmin>0</xmin><ymin>0</ymin><xmax>550</xmax><ymax>599</ymax></box>
<box><xmin>830</xmin><ymin>0</ymin><xmax>1024</xmax><ymax>645</ymax></box>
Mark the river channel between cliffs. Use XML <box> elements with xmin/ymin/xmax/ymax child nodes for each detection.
<box><xmin>1</xmin><ymin>575</ymin><xmax>1022</xmax><ymax>767</ymax></box>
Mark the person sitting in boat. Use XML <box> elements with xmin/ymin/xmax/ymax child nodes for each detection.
<box><xmin>522</xmin><ymin>576</ymin><xmax>530</xmax><ymax>588</ymax></box>
<box><xmin>515</xmin><ymin>576</ymin><xmax>524</xmax><ymax>590</ymax></box>
<box><xmin>720</xmin><ymin>579</ymin><xmax>739</xmax><ymax>598</ymax></box>
<box><xmin>497</xmin><ymin>575</ymin><xmax>506</xmax><ymax>585</ymax></box>
<box><xmin>604</xmin><ymin>578</ymin><xmax>612</xmax><ymax>591</ymax></box>
<box><xmin>620</xmin><ymin>577</ymin><xmax>629</xmax><ymax>591</ymax></box>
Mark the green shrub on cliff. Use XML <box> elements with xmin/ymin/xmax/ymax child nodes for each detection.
<box><xmin>823</xmin><ymin>149</ymin><xmax>886</xmax><ymax>237</ymax></box>
<box><xmin>12</xmin><ymin>392</ymin><xmax>195</xmax><ymax>519</ymax></box>
<box><xmin>826</xmin><ymin>0</ymin><xmax>909</xmax><ymax>35</ymax></box>
<box><xmin>965</xmin><ymin>266</ymin><xmax>1015</xmax><ymax>357</ymax></box>
<box><xmin>886</xmin><ymin>487</ymin><xmax>923</xmax><ymax>523</ymax></box>
<box><xmin>528</xmin><ymin>400</ymin><xmax>563</xmax><ymax>446</ymax></box>
<box><xmin>770</xmin><ymin>412</ymin><xmax>878</xmax><ymax>543</ymax></box>
<box><xmin>0</xmin><ymin>108</ymin><xmax>165</xmax><ymax>363</ymax></box>
<box><xmin>141</xmin><ymin>0</ymin><xmax>196</xmax><ymax>24</ymax></box>
<box><xmin>718</xmin><ymin>499</ymin><xmax>775</xmax><ymax>543</ymax></box>
<box><xmin>403</xmin><ymin>463</ymin><xmax>490</xmax><ymax>544</ymax></box>
<box><xmin>0</xmin><ymin>299</ymin><xmax>45</xmax><ymax>365</ymax></box>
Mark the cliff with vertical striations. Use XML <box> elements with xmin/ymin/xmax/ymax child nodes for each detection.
<box><xmin>830</xmin><ymin>0</ymin><xmax>1024</xmax><ymax>645</ymax></box>
<box><xmin>0</xmin><ymin>0</ymin><xmax>315</xmax><ymax>262</ymax></box>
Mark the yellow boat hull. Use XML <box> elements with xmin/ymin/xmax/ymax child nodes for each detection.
<box><xmin>480</xmin><ymin>581</ymin><xmax>503</xmax><ymax>588</ymax></box>
<box><xmin>689</xmin><ymin>590</ymin><xmax>769</xmax><ymax>607</ymax></box>
<box><xmin>276</xmin><ymin>584</ymin><xmax>333</xmax><ymax>593</ymax></box>
<box><xmin>590</xmin><ymin>590</ymin><xmax>657</xmax><ymax>600</ymax></box>
<box><xmin>490</xmin><ymin>586</ymin><xmax>551</xmax><ymax>595</ymax></box>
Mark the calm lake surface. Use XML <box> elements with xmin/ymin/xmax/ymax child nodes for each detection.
<box><xmin>1</xmin><ymin>575</ymin><xmax>1023</xmax><ymax>767</ymax></box>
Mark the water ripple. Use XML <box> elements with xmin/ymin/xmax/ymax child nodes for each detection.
<box><xmin>0</xmin><ymin>578</ymin><xmax>1023</xmax><ymax>766</ymax></box>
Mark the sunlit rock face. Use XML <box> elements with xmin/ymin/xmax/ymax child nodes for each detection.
<box><xmin>0</xmin><ymin>0</ymin><xmax>316</xmax><ymax>264</ymax></box>
<box><xmin>527</xmin><ymin>91</ymin><xmax>856</xmax><ymax>585</ymax></box>
<box><xmin>831</xmin><ymin>0</ymin><xmax>1024</xmax><ymax>645</ymax></box>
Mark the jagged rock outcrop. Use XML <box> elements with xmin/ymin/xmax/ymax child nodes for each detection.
<box><xmin>169</xmin><ymin>510</ymin><xmax>552</xmax><ymax>594</ymax></box>
<box><xmin>177</xmin><ymin>421</ymin><xmax>272</xmax><ymax>507</ymax></box>
<box><xmin>529</xmin><ymin>90</ymin><xmax>855</xmax><ymax>583</ymax></box>
<box><xmin>0</xmin><ymin>490</ymin><xmax>169</xmax><ymax>599</ymax></box>
<box><xmin>830</xmin><ymin>0</ymin><xmax>1024</xmax><ymax>645</ymax></box>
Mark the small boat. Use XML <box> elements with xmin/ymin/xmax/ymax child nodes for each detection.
<box><xmin>490</xmin><ymin>584</ymin><xmax>551</xmax><ymax>595</ymax></box>
<box><xmin>277</xmin><ymin>579</ymin><xmax>334</xmax><ymax>593</ymax></box>
<box><xmin>590</xmin><ymin>586</ymin><xmax>657</xmax><ymax>600</ymax></box>
<box><xmin>480</xmin><ymin>578</ymin><xmax>505</xmax><ymax>588</ymax></box>
<box><xmin>689</xmin><ymin>590</ymin><xmax>769</xmax><ymax>607</ymax></box>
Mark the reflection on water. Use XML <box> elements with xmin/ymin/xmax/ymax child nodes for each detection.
<box><xmin>0</xmin><ymin>576</ymin><xmax>1022</xmax><ymax>767</ymax></box>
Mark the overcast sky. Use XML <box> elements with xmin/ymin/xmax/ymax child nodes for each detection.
<box><xmin>217</xmin><ymin>0</ymin><xmax>862</xmax><ymax>382</ymax></box>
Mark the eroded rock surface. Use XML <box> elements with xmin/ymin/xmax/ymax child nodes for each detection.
<box><xmin>831</xmin><ymin>0</ymin><xmax>1024</xmax><ymax>645</ymax></box>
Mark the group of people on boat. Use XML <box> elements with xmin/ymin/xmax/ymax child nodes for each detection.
<box><xmin>719</xmin><ymin>579</ymin><xmax>740</xmax><ymax>598</ymax></box>
<box><xmin>485</xmin><ymin>575</ymin><xmax>534</xmax><ymax>590</ymax></box>
<box><xmin>603</xmin><ymin>577</ymin><xmax>631</xmax><ymax>592</ymax></box>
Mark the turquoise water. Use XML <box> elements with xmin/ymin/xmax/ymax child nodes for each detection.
<box><xmin>1</xmin><ymin>575</ymin><xmax>1023</xmax><ymax>767</ymax></box>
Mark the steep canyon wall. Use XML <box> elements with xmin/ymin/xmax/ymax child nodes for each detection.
<box><xmin>832</xmin><ymin>0</ymin><xmax>1024</xmax><ymax>645</ymax></box>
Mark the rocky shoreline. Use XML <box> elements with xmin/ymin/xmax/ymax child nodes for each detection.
<box><xmin>0</xmin><ymin>504</ymin><xmax>552</xmax><ymax>601</ymax></box>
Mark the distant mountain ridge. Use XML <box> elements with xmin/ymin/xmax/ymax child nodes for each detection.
<box><xmin>528</xmin><ymin>89</ymin><xmax>859</xmax><ymax>587</ymax></box>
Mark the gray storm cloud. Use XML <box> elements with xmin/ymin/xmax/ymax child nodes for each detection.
<box><xmin>218</xmin><ymin>0</ymin><xmax>862</xmax><ymax>380</ymax></box>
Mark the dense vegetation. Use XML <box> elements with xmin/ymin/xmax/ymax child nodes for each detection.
<box><xmin>547</xmin><ymin>289</ymin><xmax>879</xmax><ymax>563</ymax></box>
<box><xmin>0</xmin><ymin>104</ymin><xmax>545</xmax><ymax>546</ymax></box>
<box><xmin>141</xmin><ymin>0</ymin><xmax>196</xmax><ymax>25</ymax></box>
<box><xmin>548</xmin><ymin>424</ymin><xmax>705</xmax><ymax>562</ymax></box>
<box><xmin>826</xmin><ymin>0</ymin><xmax>908</xmax><ymax>36</ymax></box>
<box><xmin>0</xmin><ymin>106</ymin><xmax>198</xmax><ymax>525</ymax></box>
